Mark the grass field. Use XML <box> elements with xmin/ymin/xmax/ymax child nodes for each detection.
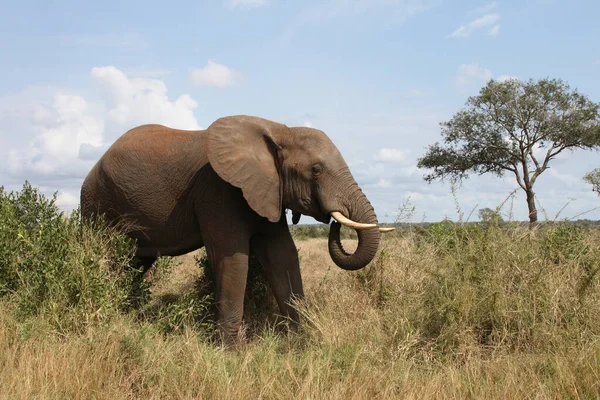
<box><xmin>1</xmin><ymin>184</ymin><xmax>600</xmax><ymax>399</ymax></box>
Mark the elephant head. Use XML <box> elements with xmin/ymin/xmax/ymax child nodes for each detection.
<box><xmin>205</xmin><ymin>115</ymin><xmax>391</xmax><ymax>271</ymax></box>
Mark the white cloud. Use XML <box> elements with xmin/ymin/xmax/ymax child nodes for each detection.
<box><xmin>1</xmin><ymin>66</ymin><xmax>202</xmax><ymax>199</ymax></box>
<box><xmin>7</xmin><ymin>93</ymin><xmax>104</xmax><ymax>178</ymax></box>
<box><xmin>56</xmin><ymin>190</ymin><xmax>80</xmax><ymax>211</ymax></box>
<box><xmin>455</xmin><ymin>63</ymin><xmax>494</xmax><ymax>86</ymax></box>
<box><xmin>448</xmin><ymin>13</ymin><xmax>501</xmax><ymax>38</ymax></box>
<box><xmin>304</xmin><ymin>121</ymin><xmax>313</xmax><ymax>128</ymax></box>
<box><xmin>374</xmin><ymin>148</ymin><xmax>408</xmax><ymax>163</ymax></box>
<box><xmin>190</xmin><ymin>60</ymin><xmax>241</xmax><ymax>89</ymax></box>
<box><xmin>227</xmin><ymin>0</ymin><xmax>268</xmax><ymax>9</ymax></box>
<box><xmin>455</xmin><ymin>64</ymin><xmax>519</xmax><ymax>89</ymax></box>
<box><xmin>92</xmin><ymin>66</ymin><xmax>201</xmax><ymax>129</ymax></box>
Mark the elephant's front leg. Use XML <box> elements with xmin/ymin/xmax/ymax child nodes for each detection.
<box><xmin>252</xmin><ymin>224</ymin><xmax>304</xmax><ymax>329</ymax></box>
<box><xmin>210</xmin><ymin>250</ymin><xmax>249</xmax><ymax>343</ymax></box>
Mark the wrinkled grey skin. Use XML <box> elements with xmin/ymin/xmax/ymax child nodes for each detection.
<box><xmin>81</xmin><ymin>115</ymin><xmax>381</xmax><ymax>342</ymax></box>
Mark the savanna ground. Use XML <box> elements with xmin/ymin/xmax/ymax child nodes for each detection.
<box><xmin>1</xmin><ymin>183</ymin><xmax>600</xmax><ymax>399</ymax></box>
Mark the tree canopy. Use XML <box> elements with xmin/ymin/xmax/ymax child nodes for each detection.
<box><xmin>478</xmin><ymin>207</ymin><xmax>504</xmax><ymax>223</ymax></box>
<box><xmin>418</xmin><ymin>78</ymin><xmax>600</xmax><ymax>222</ymax></box>
<box><xmin>584</xmin><ymin>169</ymin><xmax>600</xmax><ymax>196</ymax></box>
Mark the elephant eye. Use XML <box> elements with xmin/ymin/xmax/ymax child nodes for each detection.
<box><xmin>311</xmin><ymin>164</ymin><xmax>323</xmax><ymax>176</ymax></box>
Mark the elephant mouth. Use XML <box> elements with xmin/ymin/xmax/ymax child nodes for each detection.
<box><xmin>314</xmin><ymin>212</ymin><xmax>332</xmax><ymax>224</ymax></box>
<box><xmin>293</xmin><ymin>196</ymin><xmax>331</xmax><ymax>224</ymax></box>
<box><xmin>312</xmin><ymin>197</ymin><xmax>332</xmax><ymax>224</ymax></box>
<box><xmin>292</xmin><ymin>209</ymin><xmax>331</xmax><ymax>224</ymax></box>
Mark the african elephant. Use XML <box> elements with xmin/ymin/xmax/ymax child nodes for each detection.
<box><xmin>80</xmin><ymin>115</ymin><xmax>392</xmax><ymax>341</ymax></box>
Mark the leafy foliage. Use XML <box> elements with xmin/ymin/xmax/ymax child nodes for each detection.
<box><xmin>584</xmin><ymin>168</ymin><xmax>600</xmax><ymax>195</ymax></box>
<box><xmin>418</xmin><ymin>78</ymin><xmax>600</xmax><ymax>222</ymax></box>
<box><xmin>0</xmin><ymin>182</ymin><xmax>136</xmax><ymax>331</ymax></box>
<box><xmin>135</xmin><ymin>255</ymin><xmax>216</xmax><ymax>334</ymax></box>
<box><xmin>478</xmin><ymin>207</ymin><xmax>504</xmax><ymax>223</ymax></box>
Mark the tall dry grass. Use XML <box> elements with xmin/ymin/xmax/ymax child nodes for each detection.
<box><xmin>1</xmin><ymin>184</ymin><xmax>600</xmax><ymax>398</ymax></box>
<box><xmin>1</xmin><ymin>229</ymin><xmax>599</xmax><ymax>398</ymax></box>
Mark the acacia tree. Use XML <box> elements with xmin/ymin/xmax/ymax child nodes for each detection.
<box><xmin>418</xmin><ymin>78</ymin><xmax>600</xmax><ymax>223</ymax></box>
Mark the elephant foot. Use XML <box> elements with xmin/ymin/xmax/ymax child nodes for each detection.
<box><xmin>215</xmin><ymin>323</ymin><xmax>246</xmax><ymax>348</ymax></box>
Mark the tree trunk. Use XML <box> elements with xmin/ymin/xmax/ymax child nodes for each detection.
<box><xmin>526</xmin><ymin>188</ymin><xmax>538</xmax><ymax>223</ymax></box>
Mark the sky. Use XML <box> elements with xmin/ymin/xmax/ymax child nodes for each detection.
<box><xmin>1</xmin><ymin>0</ymin><xmax>599</xmax><ymax>224</ymax></box>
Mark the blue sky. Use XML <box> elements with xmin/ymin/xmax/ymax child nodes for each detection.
<box><xmin>1</xmin><ymin>0</ymin><xmax>599</xmax><ymax>223</ymax></box>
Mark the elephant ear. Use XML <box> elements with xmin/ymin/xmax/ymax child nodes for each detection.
<box><xmin>204</xmin><ymin>115</ymin><xmax>283</xmax><ymax>223</ymax></box>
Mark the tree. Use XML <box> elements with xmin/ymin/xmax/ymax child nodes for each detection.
<box><xmin>584</xmin><ymin>169</ymin><xmax>600</xmax><ymax>195</ymax></box>
<box><xmin>478</xmin><ymin>207</ymin><xmax>504</xmax><ymax>223</ymax></box>
<box><xmin>418</xmin><ymin>78</ymin><xmax>600</xmax><ymax>223</ymax></box>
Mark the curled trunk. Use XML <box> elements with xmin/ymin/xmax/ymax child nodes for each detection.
<box><xmin>328</xmin><ymin>191</ymin><xmax>381</xmax><ymax>271</ymax></box>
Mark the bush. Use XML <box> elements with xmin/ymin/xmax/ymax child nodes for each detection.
<box><xmin>409</xmin><ymin>221</ymin><xmax>600</xmax><ymax>356</ymax></box>
<box><xmin>0</xmin><ymin>182</ymin><xmax>136</xmax><ymax>332</ymax></box>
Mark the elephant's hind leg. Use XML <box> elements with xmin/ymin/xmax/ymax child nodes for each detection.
<box><xmin>127</xmin><ymin>256</ymin><xmax>156</xmax><ymax>308</ymax></box>
<box><xmin>133</xmin><ymin>256</ymin><xmax>157</xmax><ymax>274</ymax></box>
<box><xmin>251</xmin><ymin>224</ymin><xmax>304</xmax><ymax>330</ymax></box>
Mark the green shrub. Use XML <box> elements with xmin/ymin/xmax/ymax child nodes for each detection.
<box><xmin>0</xmin><ymin>182</ymin><xmax>136</xmax><ymax>332</ymax></box>
<box><xmin>541</xmin><ymin>223</ymin><xmax>590</xmax><ymax>264</ymax></box>
<box><xmin>138</xmin><ymin>255</ymin><xmax>216</xmax><ymax>335</ymax></box>
<box><xmin>290</xmin><ymin>224</ymin><xmax>327</xmax><ymax>239</ymax></box>
<box><xmin>290</xmin><ymin>223</ymin><xmax>358</xmax><ymax>240</ymax></box>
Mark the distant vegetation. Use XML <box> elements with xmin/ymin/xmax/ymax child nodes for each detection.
<box><xmin>290</xmin><ymin>223</ymin><xmax>358</xmax><ymax>240</ymax></box>
<box><xmin>585</xmin><ymin>168</ymin><xmax>600</xmax><ymax>195</ymax></box>
<box><xmin>1</xmin><ymin>182</ymin><xmax>600</xmax><ymax>398</ymax></box>
<box><xmin>291</xmin><ymin>219</ymin><xmax>600</xmax><ymax>240</ymax></box>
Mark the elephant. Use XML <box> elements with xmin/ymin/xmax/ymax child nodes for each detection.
<box><xmin>80</xmin><ymin>115</ymin><xmax>393</xmax><ymax>342</ymax></box>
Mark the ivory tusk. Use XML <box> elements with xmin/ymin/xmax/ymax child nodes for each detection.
<box><xmin>379</xmin><ymin>227</ymin><xmax>395</xmax><ymax>233</ymax></box>
<box><xmin>330</xmin><ymin>211</ymin><xmax>377</xmax><ymax>230</ymax></box>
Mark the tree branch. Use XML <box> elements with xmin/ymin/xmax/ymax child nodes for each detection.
<box><xmin>529</xmin><ymin>150</ymin><xmax>541</xmax><ymax>172</ymax></box>
<box><xmin>495</xmin><ymin>162</ymin><xmax>516</xmax><ymax>173</ymax></box>
<box><xmin>549</xmin><ymin>144</ymin><xmax>568</xmax><ymax>159</ymax></box>
<box><xmin>488</xmin><ymin>101</ymin><xmax>522</xmax><ymax>144</ymax></box>
<box><xmin>512</xmin><ymin>164</ymin><xmax>526</xmax><ymax>190</ymax></box>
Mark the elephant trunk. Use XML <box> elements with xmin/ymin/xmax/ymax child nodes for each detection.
<box><xmin>328</xmin><ymin>186</ymin><xmax>381</xmax><ymax>271</ymax></box>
